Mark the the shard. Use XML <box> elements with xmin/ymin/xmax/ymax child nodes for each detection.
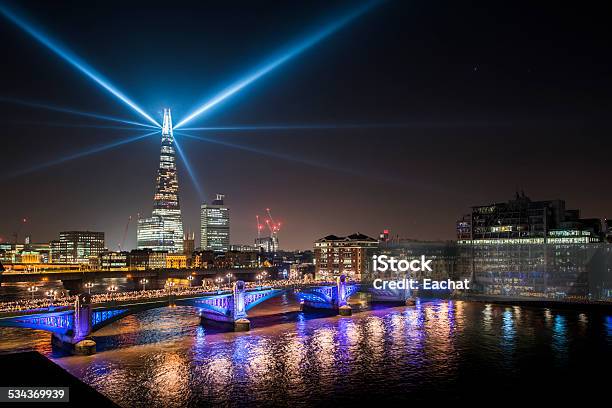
<box><xmin>137</xmin><ymin>109</ymin><xmax>184</xmax><ymax>253</ymax></box>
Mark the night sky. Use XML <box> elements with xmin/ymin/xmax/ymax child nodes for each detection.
<box><xmin>1</xmin><ymin>0</ymin><xmax>611</xmax><ymax>250</ymax></box>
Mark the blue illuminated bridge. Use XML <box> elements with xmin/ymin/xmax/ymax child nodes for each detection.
<box><xmin>0</xmin><ymin>277</ymin><xmax>396</xmax><ymax>354</ymax></box>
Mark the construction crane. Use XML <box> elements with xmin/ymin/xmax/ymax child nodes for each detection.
<box><xmin>255</xmin><ymin>208</ymin><xmax>282</xmax><ymax>254</ymax></box>
<box><xmin>13</xmin><ymin>217</ymin><xmax>27</xmax><ymax>245</ymax></box>
<box><xmin>118</xmin><ymin>215</ymin><xmax>132</xmax><ymax>251</ymax></box>
<box><xmin>266</xmin><ymin>208</ymin><xmax>281</xmax><ymax>234</ymax></box>
<box><xmin>256</xmin><ymin>215</ymin><xmax>263</xmax><ymax>238</ymax></box>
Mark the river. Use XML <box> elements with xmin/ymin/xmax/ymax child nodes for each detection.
<box><xmin>1</xmin><ymin>292</ymin><xmax>611</xmax><ymax>406</ymax></box>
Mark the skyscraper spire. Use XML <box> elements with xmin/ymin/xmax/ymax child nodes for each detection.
<box><xmin>161</xmin><ymin>108</ymin><xmax>173</xmax><ymax>140</ymax></box>
<box><xmin>136</xmin><ymin>108</ymin><xmax>184</xmax><ymax>253</ymax></box>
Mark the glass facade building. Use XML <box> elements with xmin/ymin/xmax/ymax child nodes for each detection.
<box><xmin>137</xmin><ymin>109</ymin><xmax>184</xmax><ymax>253</ymax></box>
<box><xmin>456</xmin><ymin>194</ymin><xmax>612</xmax><ymax>300</ymax></box>
<box><xmin>457</xmin><ymin>239</ymin><xmax>612</xmax><ymax>299</ymax></box>
<box><xmin>200</xmin><ymin>194</ymin><xmax>230</xmax><ymax>252</ymax></box>
<box><xmin>55</xmin><ymin>231</ymin><xmax>105</xmax><ymax>264</ymax></box>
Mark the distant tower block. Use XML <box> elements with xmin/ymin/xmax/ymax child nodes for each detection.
<box><xmin>200</xmin><ymin>194</ymin><xmax>230</xmax><ymax>252</ymax></box>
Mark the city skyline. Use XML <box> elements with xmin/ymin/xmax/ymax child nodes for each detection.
<box><xmin>1</xmin><ymin>0</ymin><xmax>611</xmax><ymax>250</ymax></box>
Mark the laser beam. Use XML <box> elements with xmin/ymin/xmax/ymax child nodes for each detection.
<box><xmin>175</xmin><ymin>131</ymin><xmax>405</xmax><ymax>185</ymax></box>
<box><xmin>0</xmin><ymin>97</ymin><xmax>157</xmax><ymax>129</ymax></box>
<box><xmin>179</xmin><ymin>124</ymin><xmax>366</xmax><ymax>132</ymax></box>
<box><xmin>173</xmin><ymin>136</ymin><xmax>204</xmax><ymax>200</ymax></box>
<box><xmin>3</xmin><ymin>131</ymin><xmax>159</xmax><ymax>180</ymax></box>
<box><xmin>174</xmin><ymin>0</ymin><xmax>381</xmax><ymax>129</ymax></box>
<box><xmin>0</xmin><ymin>5</ymin><xmax>160</xmax><ymax>128</ymax></box>
<box><xmin>9</xmin><ymin>120</ymin><xmax>154</xmax><ymax>132</ymax></box>
<box><xmin>179</xmin><ymin>123</ymin><xmax>441</xmax><ymax>132</ymax></box>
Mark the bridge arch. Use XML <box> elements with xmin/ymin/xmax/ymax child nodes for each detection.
<box><xmin>296</xmin><ymin>275</ymin><xmax>360</xmax><ymax>315</ymax></box>
<box><xmin>0</xmin><ymin>283</ymin><xmax>286</xmax><ymax>351</ymax></box>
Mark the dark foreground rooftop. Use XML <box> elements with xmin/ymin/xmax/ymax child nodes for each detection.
<box><xmin>0</xmin><ymin>351</ymin><xmax>117</xmax><ymax>407</ymax></box>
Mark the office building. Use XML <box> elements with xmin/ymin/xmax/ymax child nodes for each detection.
<box><xmin>456</xmin><ymin>193</ymin><xmax>612</xmax><ymax>299</ymax></box>
<box><xmin>98</xmin><ymin>251</ymin><xmax>129</xmax><ymax>271</ymax></box>
<box><xmin>200</xmin><ymin>194</ymin><xmax>230</xmax><ymax>252</ymax></box>
<box><xmin>55</xmin><ymin>231</ymin><xmax>105</xmax><ymax>264</ymax></box>
<box><xmin>166</xmin><ymin>254</ymin><xmax>188</xmax><ymax>269</ymax></box>
<box><xmin>230</xmin><ymin>244</ymin><xmax>261</xmax><ymax>252</ymax></box>
<box><xmin>128</xmin><ymin>249</ymin><xmax>167</xmax><ymax>270</ymax></box>
<box><xmin>456</xmin><ymin>191</ymin><xmax>603</xmax><ymax>241</ymax></box>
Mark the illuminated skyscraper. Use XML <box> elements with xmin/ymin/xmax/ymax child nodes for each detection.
<box><xmin>200</xmin><ymin>194</ymin><xmax>230</xmax><ymax>252</ymax></box>
<box><xmin>137</xmin><ymin>109</ymin><xmax>184</xmax><ymax>253</ymax></box>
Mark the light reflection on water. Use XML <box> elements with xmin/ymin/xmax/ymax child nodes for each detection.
<box><xmin>1</xmin><ymin>295</ymin><xmax>612</xmax><ymax>406</ymax></box>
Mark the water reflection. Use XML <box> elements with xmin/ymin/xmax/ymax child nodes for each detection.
<box><xmin>502</xmin><ymin>309</ymin><xmax>516</xmax><ymax>346</ymax></box>
<box><xmin>483</xmin><ymin>303</ymin><xmax>493</xmax><ymax>330</ymax></box>
<box><xmin>150</xmin><ymin>352</ymin><xmax>190</xmax><ymax>407</ymax></box>
<box><xmin>552</xmin><ymin>315</ymin><xmax>568</xmax><ymax>364</ymax></box>
<box><xmin>1</xmin><ymin>296</ymin><xmax>611</xmax><ymax>407</ymax></box>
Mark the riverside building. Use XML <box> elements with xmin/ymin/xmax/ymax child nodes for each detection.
<box><xmin>314</xmin><ymin>233</ymin><xmax>378</xmax><ymax>280</ymax></box>
<box><xmin>456</xmin><ymin>193</ymin><xmax>612</xmax><ymax>299</ymax></box>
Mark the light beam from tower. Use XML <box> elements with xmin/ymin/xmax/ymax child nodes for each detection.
<box><xmin>0</xmin><ymin>5</ymin><xmax>160</xmax><ymax>128</ymax></box>
<box><xmin>3</xmin><ymin>130</ymin><xmax>159</xmax><ymax>180</ymax></box>
<box><xmin>173</xmin><ymin>135</ymin><xmax>204</xmax><ymax>201</ymax></box>
<box><xmin>169</xmin><ymin>107</ymin><xmax>204</xmax><ymax>200</ymax></box>
<box><xmin>174</xmin><ymin>0</ymin><xmax>381</xmax><ymax>129</ymax></box>
<box><xmin>0</xmin><ymin>97</ymin><xmax>157</xmax><ymax>129</ymax></box>
<box><xmin>175</xmin><ymin>131</ymin><xmax>407</xmax><ymax>185</ymax></box>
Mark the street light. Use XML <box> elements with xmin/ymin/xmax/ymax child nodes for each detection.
<box><xmin>84</xmin><ymin>282</ymin><xmax>94</xmax><ymax>294</ymax></box>
<box><xmin>256</xmin><ymin>274</ymin><xmax>262</xmax><ymax>286</ymax></box>
<box><xmin>215</xmin><ymin>277</ymin><xmax>223</xmax><ymax>290</ymax></box>
<box><xmin>166</xmin><ymin>281</ymin><xmax>175</xmax><ymax>292</ymax></box>
<box><xmin>27</xmin><ymin>286</ymin><xmax>38</xmax><ymax>300</ymax></box>
<box><xmin>140</xmin><ymin>278</ymin><xmax>148</xmax><ymax>291</ymax></box>
<box><xmin>45</xmin><ymin>290</ymin><xmax>56</xmax><ymax>306</ymax></box>
<box><xmin>107</xmin><ymin>285</ymin><xmax>118</xmax><ymax>294</ymax></box>
<box><xmin>187</xmin><ymin>275</ymin><xmax>194</xmax><ymax>286</ymax></box>
<box><xmin>226</xmin><ymin>273</ymin><xmax>233</xmax><ymax>287</ymax></box>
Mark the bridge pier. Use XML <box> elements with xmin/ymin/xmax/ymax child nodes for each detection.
<box><xmin>234</xmin><ymin>318</ymin><xmax>250</xmax><ymax>331</ymax></box>
<box><xmin>299</xmin><ymin>275</ymin><xmax>356</xmax><ymax>315</ymax></box>
<box><xmin>51</xmin><ymin>294</ymin><xmax>96</xmax><ymax>355</ymax></box>
<box><xmin>339</xmin><ymin>305</ymin><xmax>352</xmax><ymax>316</ymax></box>
<box><xmin>199</xmin><ymin>281</ymin><xmax>251</xmax><ymax>331</ymax></box>
<box><xmin>51</xmin><ymin>334</ymin><xmax>96</xmax><ymax>355</ymax></box>
<box><xmin>336</xmin><ymin>275</ymin><xmax>352</xmax><ymax>316</ymax></box>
